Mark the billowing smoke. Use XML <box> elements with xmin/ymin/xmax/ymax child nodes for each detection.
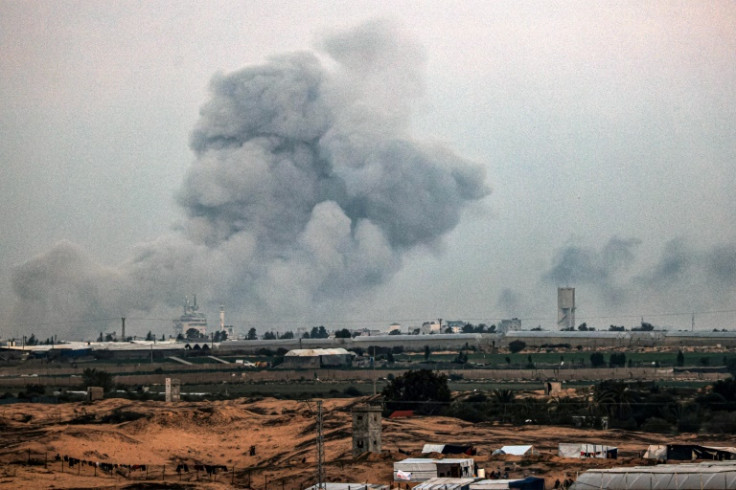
<box><xmin>10</xmin><ymin>20</ymin><xmax>490</xmax><ymax>340</ymax></box>
<box><xmin>543</xmin><ymin>237</ymin><xmax>641</xmax><ymax>305</ymax></box>
<box><xmin>542</xmin><ymin>237</ymin><xmax>736</xmax><ymax>326</ymax></box>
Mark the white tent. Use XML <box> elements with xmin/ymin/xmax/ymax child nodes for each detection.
<box><xmin>393</xmin><ymin>458</ymin><xmax>475</xmax><ymax>482</ymax></box>
<box><xmin>643</xmin><ymin>444</ymin><xmax>667</xmax><ymax>461</ymax></box>
<box><xmin>559</xmin><ymin>443</ymin><xmax>617</xmax><ymax>459</ymax></box>
<box><xmin>496</xmin><ymin>445</ymin><xmax>535</xmax><ymax>456</ymax></box>
<box><xmin>570</xmin><ymin>462</ymin><xmax>736</xmax><ymax>489</ymax></box>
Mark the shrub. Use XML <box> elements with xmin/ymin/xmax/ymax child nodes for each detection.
<box><xmin>343</xmin><ymin>386</ymin><xmax>362</xmax><ymax>397</ymax></box>
<box><xmin>508</xmin><ymin>340</ymin><xmax>526</xmax><ymax>354</ymax></box>
<box><xmin>676</xmin><ymin>414</ymin><xmax>701</xmax><ymax>433</ymax></box>
<box><xmin>641</xmin><ymin>417</ymin><xmax>673</xmax><ymax>434</ymax></box>
<box><xmin>590</xmin><ymin>352</ymin><xmax>605</xmax><ymax>368</ymax></box>
<box><xmin>703</xmin><ymin>411</ymin><xmax>736</xmax><ymax>434</ymax></box>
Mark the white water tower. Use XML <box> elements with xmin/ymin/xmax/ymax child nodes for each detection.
<box><xmin>557</xmin><ymin>287</ymin><xmax>575</xmax><ymax>330</ymax></box>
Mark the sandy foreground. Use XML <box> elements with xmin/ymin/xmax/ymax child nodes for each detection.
<box><xmin>0</xmin><ymin>396</ymin><xmax>732</xmax><ymax>489</ymax></box>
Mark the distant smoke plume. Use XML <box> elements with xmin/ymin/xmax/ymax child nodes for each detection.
<box><xmin>543</xmin><ymin>237</ymin><xmax>640</xmax><ymax>305</ymax></box>
<box><xmin>543</xmin><ymin>237</ymin><xmax>736</xmax><ymax>323</ymax></box>
<box><xmin>496</xmin><ymin>288</ymin><xmax>523</xmax><ymax>317</ymax></box>
<box><xmin>10</xmin><ymin>20</ymin><xmax>489</xmax><ymax>339</ymax></box>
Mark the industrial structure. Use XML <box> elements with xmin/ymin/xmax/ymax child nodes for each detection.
<box><xmin>173</xmin><ymin>295</ymin><xmax>208</xmax><ymax>337</ymax></box>
<box><xmin>557</xmin><ymin>287</ymin><xmax>575</xmax><ymax>330</ymax></box>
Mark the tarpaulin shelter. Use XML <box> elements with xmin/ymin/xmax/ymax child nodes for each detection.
<box><xmin>493</xmin><ymin>445</ymin><xmax>536</xmax><ymax>457</ymax></box>
<box><xmin>393</xmin><ymin>458</ymin><xmax>475</xmax><ymax>482</ymax></box>
<box><xmin>558</xmin><ymin>443</ymin><xmax>617</xmax><ymax>459</ymax></box>
<box><xmin>663</xmin><ymin>445</ymin><xmax>736</xmax><ymax>461</ymax></box>
<box><xmin>422</xmin><ymin>444</ymin><xmax>477</xmax><ymax>455</ymax></box>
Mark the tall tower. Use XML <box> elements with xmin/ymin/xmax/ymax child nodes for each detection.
<box><xmin>352</xmin><ymin>405</ymin><xmax>382</xmax><ymax>457</ymax></box>
<box><xmin>557</xmin><ymin>287</ymin><xmax>575</xmax><ymax>330</ymax></box>
<box><xmin>220</xmin><ymin>305</ymin><xmax>225</xmax><ymax>331</ymax></box>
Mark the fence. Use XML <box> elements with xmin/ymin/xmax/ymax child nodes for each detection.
<box><xmin>3</xmin><ymin>448</ymin><xmax>323</xmax><ymax>488</ymax></box>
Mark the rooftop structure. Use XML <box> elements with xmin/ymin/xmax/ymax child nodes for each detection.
<box><xmin>173</xmin><ymin>295</ymin><xmax>207</xmax><ymax>337</ymax></box>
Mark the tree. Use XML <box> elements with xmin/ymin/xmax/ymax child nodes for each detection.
<box><xmin>676</xmin><ymin>350</ymin><xmax>685</xmax><ymax>367</ymax></box>
<box><xmin>590</xmin><ymin>352</ymin><xmax>606</xmax><ymax>368</ymax></box>
<box><xmin>263</xmin><ymin>331</ymin><xmax>277</xmax><ymax>340</ymax></box>
<box><xmin>609</xmin><ymin>352</ymin><xmax>626</xmax><ymax>368</ymax></box>
<box><xmin>382</xmin><ymin>369</ymin><xmax>450</xmax><ymax>415</ymax></box>
<box><xmin>334</xmin><ymin>328</ymin><xmax>351</xmax><ymax>339</ymax></box>
<box><xmin>82</xmin><ymin>368</ymin><xmax>114</xmax><ymax>393</ymax></box>
<box><xmin>388</xmin><ymin>329</ymin><xmax>402</xmax><ymax>335</ymax></box>
<box><xmin>186</xmin><ymin>328</ymin><xmax>202</xmax><ymax>339</ymax></box>
<box><xmin>508</xmin><ymin>340</ymin><xmax>526</xmax><ymax>354</ymax></box>
<box><xmin>246</xmin><ymin>328</ymin><xmax>258</xmax><ymax>340</ymax></box>
<box><xmin>26</xmin><ymin>334</ymin><xmax>38</xmax><ymax>346</ymax></box>
<box><xmin>577</xmin><ymin>322</ymin><xmax>588</xmax><ymax>331</ymax></box>
<box><xmin>310</xmin><ymin>326</ymin><xmax>329</xmax><ymax>339</ymax></box>
<box><xmin>145</xmin><ymin>331</ymin><xmax>154</xmax><ymax>341</ymax></box>
<box><xmin>280</xmin><ymin>331</ymin><xmax>294</xmax><ymax>339</ymax></box>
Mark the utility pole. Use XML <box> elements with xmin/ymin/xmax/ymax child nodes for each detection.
<box><xmin>316</xmin><ymin>400</ymin><xmax>324</xmax><ymax>489</ymax></box>
<box><xmin>299</xmin><ymin>399</ymin><xmax>325</xmax><ymax>489</ymax></box>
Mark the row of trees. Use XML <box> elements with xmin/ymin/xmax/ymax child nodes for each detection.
<box><xmin>381</xmin><ymin>369</ymin><xmax>736</xmax><ymax>434</ymax></box>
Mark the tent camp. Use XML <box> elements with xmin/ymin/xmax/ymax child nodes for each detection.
<box><xmin>469</xmin><ymin>477</ymin><xmax>545</xmax><ymax>490</ymax></box>
<box><xmin>558</xmin><ymin>443</ymin><xmax>617</xmax><ymax>459</ymax></box>
<box><xmin>644</xmin><ymin>444</ymin><xmax>736</xmax><ymax>462</ymax></box>
<box><xmin>492</xmin><ymin>445</ymin><xmax>536</xmax><ymax>457</ymax></box>
<box><xmin>412</xmin><ymin>477</ymin><xmax>477</xmax><ymax>490</ymax></box>
<box><xmin>422</xmin><ymin>444</ymin><xmax>477</xmax><ymax>455</ymax></box>
<box><xmin>393</xmin><ymin>458</ymin><xmax>475</xmax><ymax>482</ymax></box>
<box><xmin>569</xmin><ymin>462</ymin><xmax>736</xmax><ymax>489</ymax></box>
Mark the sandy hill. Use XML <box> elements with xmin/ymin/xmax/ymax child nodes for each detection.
<box><xmin>0</xmin><ymin>397</ymin><xmax>731</xmax><ymax>489</ymax></box>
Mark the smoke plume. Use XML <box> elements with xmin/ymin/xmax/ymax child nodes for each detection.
<box><xmin>10</xmin><ymin>20</ymin><xmax>490</xmax><ymax>339</ymax></box>
<box><xmin>543</xmin><ymin>237</ymin><xmax>736</xmax><ymax>326</ymax></box>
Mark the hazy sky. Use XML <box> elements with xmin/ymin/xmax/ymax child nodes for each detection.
<box><xmin>2</xmin><ymin>1</ymin><xmax>735</xmax><ymax>339</ymax></box>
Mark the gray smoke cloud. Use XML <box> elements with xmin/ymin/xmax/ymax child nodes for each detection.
<box><xmin>9</xmin><ymin>20</ymin><xmax>490</xmax><ymax>340</ymax></box>
<box><xmin>543</xmin><ymin>237</ymin><xmax>736</xmax><ymax>325</ymax></box>
<box><xmin>543</xmin><ymin>237</ymin><xmax>640</xmax><ymax>305</ymax></box>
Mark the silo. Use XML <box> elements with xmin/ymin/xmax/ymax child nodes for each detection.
<box><xmin>557</xmin><ymin>287</ymin><xmax>575</xmax><ymax>330</ymax></box>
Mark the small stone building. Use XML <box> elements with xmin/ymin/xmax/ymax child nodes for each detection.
<box><xmin>165</xmin><ymin>378</ymin><xmax>181</xmax><ymax>402</ymax></box>
<box><xmin>352</xmin><ymin>404</ymin><xmax>382</xmax><ymax>457</ymax></box>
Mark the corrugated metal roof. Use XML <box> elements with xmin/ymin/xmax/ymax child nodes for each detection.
<box><xmin>571</xmin><ymin>462</ymin><xmax>736</xmax><ymax>490</ymax></box>
<box><xmin>284</xmin><ymin>348</ymin><xmax>353</xmax><ymax>356</ymax></box>
<box><xmin>413</xmin><ymin>477</ymin><xmax>476</xmax><ymax>489</ymax></box>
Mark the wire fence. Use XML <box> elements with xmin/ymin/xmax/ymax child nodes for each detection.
<box><xmin>3</xmin><ymin>448</ymin><xmax>323</xmax><ymax>488</ymax></box>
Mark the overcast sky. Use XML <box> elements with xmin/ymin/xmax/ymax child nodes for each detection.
<box><xmin>1</xmin><ymin>1</ymin><xmax>735</xmax><ymax>340</ymax></box>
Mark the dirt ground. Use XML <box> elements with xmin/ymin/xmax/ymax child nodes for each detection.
<box><xmin>0</xmin><ymin>396</ymin><xmax>732</xmax><ymax>489</ymax></box>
